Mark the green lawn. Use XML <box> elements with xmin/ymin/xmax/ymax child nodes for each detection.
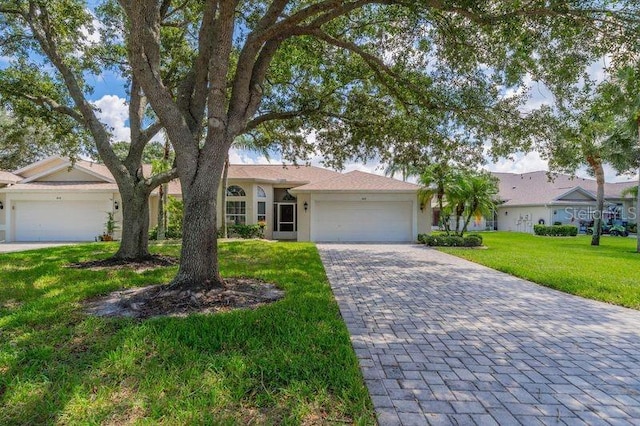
<box><xmin>440</xmin><ymin>232</ymin><xmax>640</xmax><ymax>309</ymax></box>
<box><xmin>0</xmin><ymin>241</ymin><xmax>374</xmax><ymax>425</ymax></box>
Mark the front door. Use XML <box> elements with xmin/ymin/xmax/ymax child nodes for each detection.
<box><xmin>273</xmin><ymin>203</ymin><xmax>297</xmax><ymax>240</ymax></box>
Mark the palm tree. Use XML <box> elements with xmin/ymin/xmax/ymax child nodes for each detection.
<box><xmin>621</xmin><ymin>185</ymin><xmax>639</xmax><ymax>234</ymax></box>
<box><xmin>418</xmin><ymin>163</ymin><xmax>454</xmax><ymax>234</ymax></box>
<box><xmin>220</xmin><ymin>136</ymin><xmax>271</xmax><ymax>238</ymax></box>
<box><xmin>446</xmin><ymin>173</ymin><xmax>472</xmax><ymax>236</ymax></box>
<box><xmin>599</xmin><ymin>66</ymin><xmax>640</xmax><ymax>252</ymax></box>
<box><xmin>460</xmin><ymin>173</ymin><xmax>499</xmax><ymax>236</ymax></box>
<box><xmin>621</xmin><ymin>185</ymin><xmax>639</xmax><ymax>199</ymax></box>
<box><xmin>384</xmin><ymin>160</ymin><xmax>420</xmax><ymax>182</ymax></box>
<box><xmin>151</xmin><ymin>138</ymin><xmax>172</xmax><ymax>240</ymax></box>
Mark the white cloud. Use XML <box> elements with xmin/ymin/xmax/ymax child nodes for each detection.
<box><xmin>228</xmin><ymin>148</ymin><xmax>272</xmax><ymax>165</ymax></box>
<box><xmin>93</xmin><ymin>95</ymin><xmax>130</xmax><ymax>142</ymax></box>
<box><xmin>600</xmin><ymin>164</ymin><xmax>637</xmax><ymax>183</ymax></box>
<box><xmin>342</xmin><ymin>161</ymin><xmax>386</xmax><ymax>175</ymax></box>
<box><xmin>484</xmin><ymin>151</ymin><xmax>548</xmax><ymax>174</ymax></box>
<box><xmin>79</xmin><ymin>12</ymin><xmax>102</xmax><ymax>46</ymax></box>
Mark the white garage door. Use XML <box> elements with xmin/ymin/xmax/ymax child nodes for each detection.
<box><xmin>15</xmin><ymin>200</ymin><xmax>107</xmax><ymax>241</ymax></box>
<box><xmin>313</xmin><ymin>201</ymin><xmax>413</xmax><ymax>242</ymax></box>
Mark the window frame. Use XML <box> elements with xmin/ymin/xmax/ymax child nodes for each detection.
<box><xmin>226</xmin><ymin>200</ymin><xmax>246</xmax><ymax>225</ymax></box>
<box><xmin>226</xmin><ymin>185</ymin><xmax>246</xmax><ymax>197</ymax></box>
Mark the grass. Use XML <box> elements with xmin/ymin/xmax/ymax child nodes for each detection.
<box><xmin>439</xmin><ymin>232</ymin><xmax>640</xmax><ymax>309</ymax></box>
<box><xmin>0</xmin><ymin>241</ymin><xmax>374</xmax><ymax>425</ymax></box>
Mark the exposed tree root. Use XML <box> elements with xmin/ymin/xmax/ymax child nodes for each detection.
<box><xmin>84</xmin><ymin>277</ymin><xmax>284</xmax><ymax>319</ymax></box>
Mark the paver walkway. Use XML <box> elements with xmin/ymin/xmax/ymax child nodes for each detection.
<box><xmin>0</xmin><ymin>242</ymin><xmax>78</xmax><ymax>253</ymax></box>
<box><xmin>318</xmin><ymin>244</ymin><xmax>640</xmax><ymax>426</ymax></box>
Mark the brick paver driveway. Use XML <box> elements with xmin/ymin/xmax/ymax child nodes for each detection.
<box><xmin>318</xmin><ymin>244</ymin><xmax>640</xmax><ymax>426</ymax></box>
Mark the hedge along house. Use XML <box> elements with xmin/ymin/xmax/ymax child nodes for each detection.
<box><xmin>0</xmin><ymin>156</ymin><xmax>430</xmax><ymax>243</ymax></box>
<box><xmin>494</xmin><ymin>171</ymin><xmax>636</xmax><ymax>234</ymax></box>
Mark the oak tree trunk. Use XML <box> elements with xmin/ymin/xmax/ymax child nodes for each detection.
<box><xmin>169</xmin><ymin>153</ymin><xmax>226</xmax><ymax>290</ymax></box>
<box><xmin>113</xmin><ymin>184</ymin><xmax>152</xmax><ymax>259</ymax></box>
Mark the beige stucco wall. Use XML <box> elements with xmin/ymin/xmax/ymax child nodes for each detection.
<box><xmin>296</xmin><ymin>193</ymin><xmax>311</xmax><ymax>241</ymax></box>
<box><xmin>497</xmin><ymin>206</ymin><xmax>551</xmax><ymax>233</ymax></box>
<box><xmin>44</xmin><ymin>168</ymin><xmax>105</xmax><ymax>182</ymax></box>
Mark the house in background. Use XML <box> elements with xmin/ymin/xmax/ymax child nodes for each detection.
<box><xmin>431</xmin><ymin>171</ymin><xmax>636</xmax><ymax>234</ymax></box>
<box><xmin>0</xmin><ymin>156</ymin><xmax>430</xmax><ymax>243</ymax></box>
<box><xmin>495</xmin><ymin>171</ymin><xmax>636</xmax><ymax>233</ymax></box>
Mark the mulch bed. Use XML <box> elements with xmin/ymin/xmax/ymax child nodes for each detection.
<box><xmin>68</xmin><ymin>255</ymin><xmax>179</xmax><ymax>273</ymax></box>
<box><xmin>84</xmin><ymin>278</ymin><xmax>285</xmax><ymax>319</ymax></box>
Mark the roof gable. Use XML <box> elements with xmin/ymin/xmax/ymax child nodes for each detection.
<box><xmin>290</xmin><ymin>170</ymin><xmax>420</xmax><ymax>192</ymax></box>
<box><xmin>0</xmin><ymin>170</ymin><xmax>20</xmax><ymax>185</ymax></box>
<box><xmin>20</xmin><ymin>160</ymin><xmax>114</xmax><ymax>184</ymax></box>
<box><xmin>13</xmin><ymin>156</ymin><xmax>68</xmax><ymax>178</ymax></box>
<box><xmin>554</xmin><ymin>187</ymin><xmax>596</xmax><ymax>202</ymax></box>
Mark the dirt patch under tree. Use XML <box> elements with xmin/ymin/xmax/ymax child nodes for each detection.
<box><xmin>85</xmin><ymin>277</ymin><xmax>284</xmax><ymax>319</ymax></box>
<box><xmin>72</xmin><ymin>256</ymin><xmax>284</xmax><ymax>319</ymax></box>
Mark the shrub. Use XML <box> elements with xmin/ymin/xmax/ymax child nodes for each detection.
<box><xmin>629</xmin><ymin>223</ymin><xmax>637</xmax><ymax>234</ymax></box>
<box><xmin>228</xmin><ymin>224</ymin><xmax>264</xmax><ymax>239</ymax></box>
<box><xmin>466</xmin><ymin>233</ymin><xmax>483</xmax><ymax>245</ymax></box>
<box><xmin>464</xmin><ymin>235</ymin><xmax>483</xmax><ymax>247</ymax></box>
<box><xmin>149</xmin><ymin>226</ymin><xmax>183</xmax><ymax>240</ymax></box>
<box><xmin>417</xmin><ymin>233</ymin><xmax>482</xmax><ymax>247</ymax></box>
<box><xmin>533</xmin><ymin>224</ymin><xmax>578</xmax><ymax>237</ymax></box>
<box><xmin>149</xmin><ymin>196</ymin><xmax>184</xmax><ymax>240</ymax></box>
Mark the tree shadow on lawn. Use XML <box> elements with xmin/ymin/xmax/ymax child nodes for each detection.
<box><xmin>0</xmin><ymin>242</ymin><xmax>374</xmax><ymax>424</ymax></box>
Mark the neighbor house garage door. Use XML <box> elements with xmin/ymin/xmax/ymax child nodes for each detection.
<box><xmin>14</xmin><ymin>200</ymin><xmax>106</xmax><ymax>241</ymax></box>
<box><xmin>313</xmin><ymin>201</ymin><xmax>412</xmax><ymax>242</ymax></box>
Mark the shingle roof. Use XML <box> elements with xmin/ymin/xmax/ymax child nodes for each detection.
<box><xmin>75</xmin><ymin>160</ymin><xmax>118</xmax><ymax>181</ymax></box>
<box><xmin>493</xmin><ymin>171</ymin><xmax>637</xmax><ymax>206</ymax></box>
<box><xmin>227</xmin><ymin>164</ymin><xmax>342</xmax><ymax>184</ymax></box>
<box><xmin>290</xmin><ymin>170</ymin><xmax>420</xmax><ymax>192</ymax></box>
<box><xmin>0</xmin><ymin>170</ymin><xmax>20</xmax><ymax>184</ymax></box>
<box><xmin>2</xmin><ymin>181</ymin><xmax>119</xmax><ymax>192</ymax></box>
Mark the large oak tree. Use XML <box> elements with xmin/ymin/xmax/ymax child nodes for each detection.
<box><xmin>116</xmin><ymin>0</ymin><xmax>637</xmax><ymax>289</ymax></box>
<box><xmin>0</xmin><ymin>1</ymin><xmax>177</xmax><ymax>259</ymax></box>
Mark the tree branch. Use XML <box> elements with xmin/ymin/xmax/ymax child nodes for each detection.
<box><xmin>306</xmin><ymin>29</ymin><xmax>437</xmax><ymax>112</ymax></box>
<box><xmin>148</xmin><ymin>166</ymin><xmax>178</xmax><ymax>189</ymax></box>
<box><xmin>18</xmin><ymin>92</ymin><xmax>84</xmax><ymax>123</ymax></box>
<box><xmin>244</xmin><ymin>108</ymin><xmax>317</xmax><ymax>133</ymax></box>
<box><xmin>25</xmin><ymin>1</ymin><xmax>125</xmax><ymax>176</ymax></box>
<box><xmin>140</xmin><ymin>121</ymin><xmax>164</xmax><ymax>145</ymax></box>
